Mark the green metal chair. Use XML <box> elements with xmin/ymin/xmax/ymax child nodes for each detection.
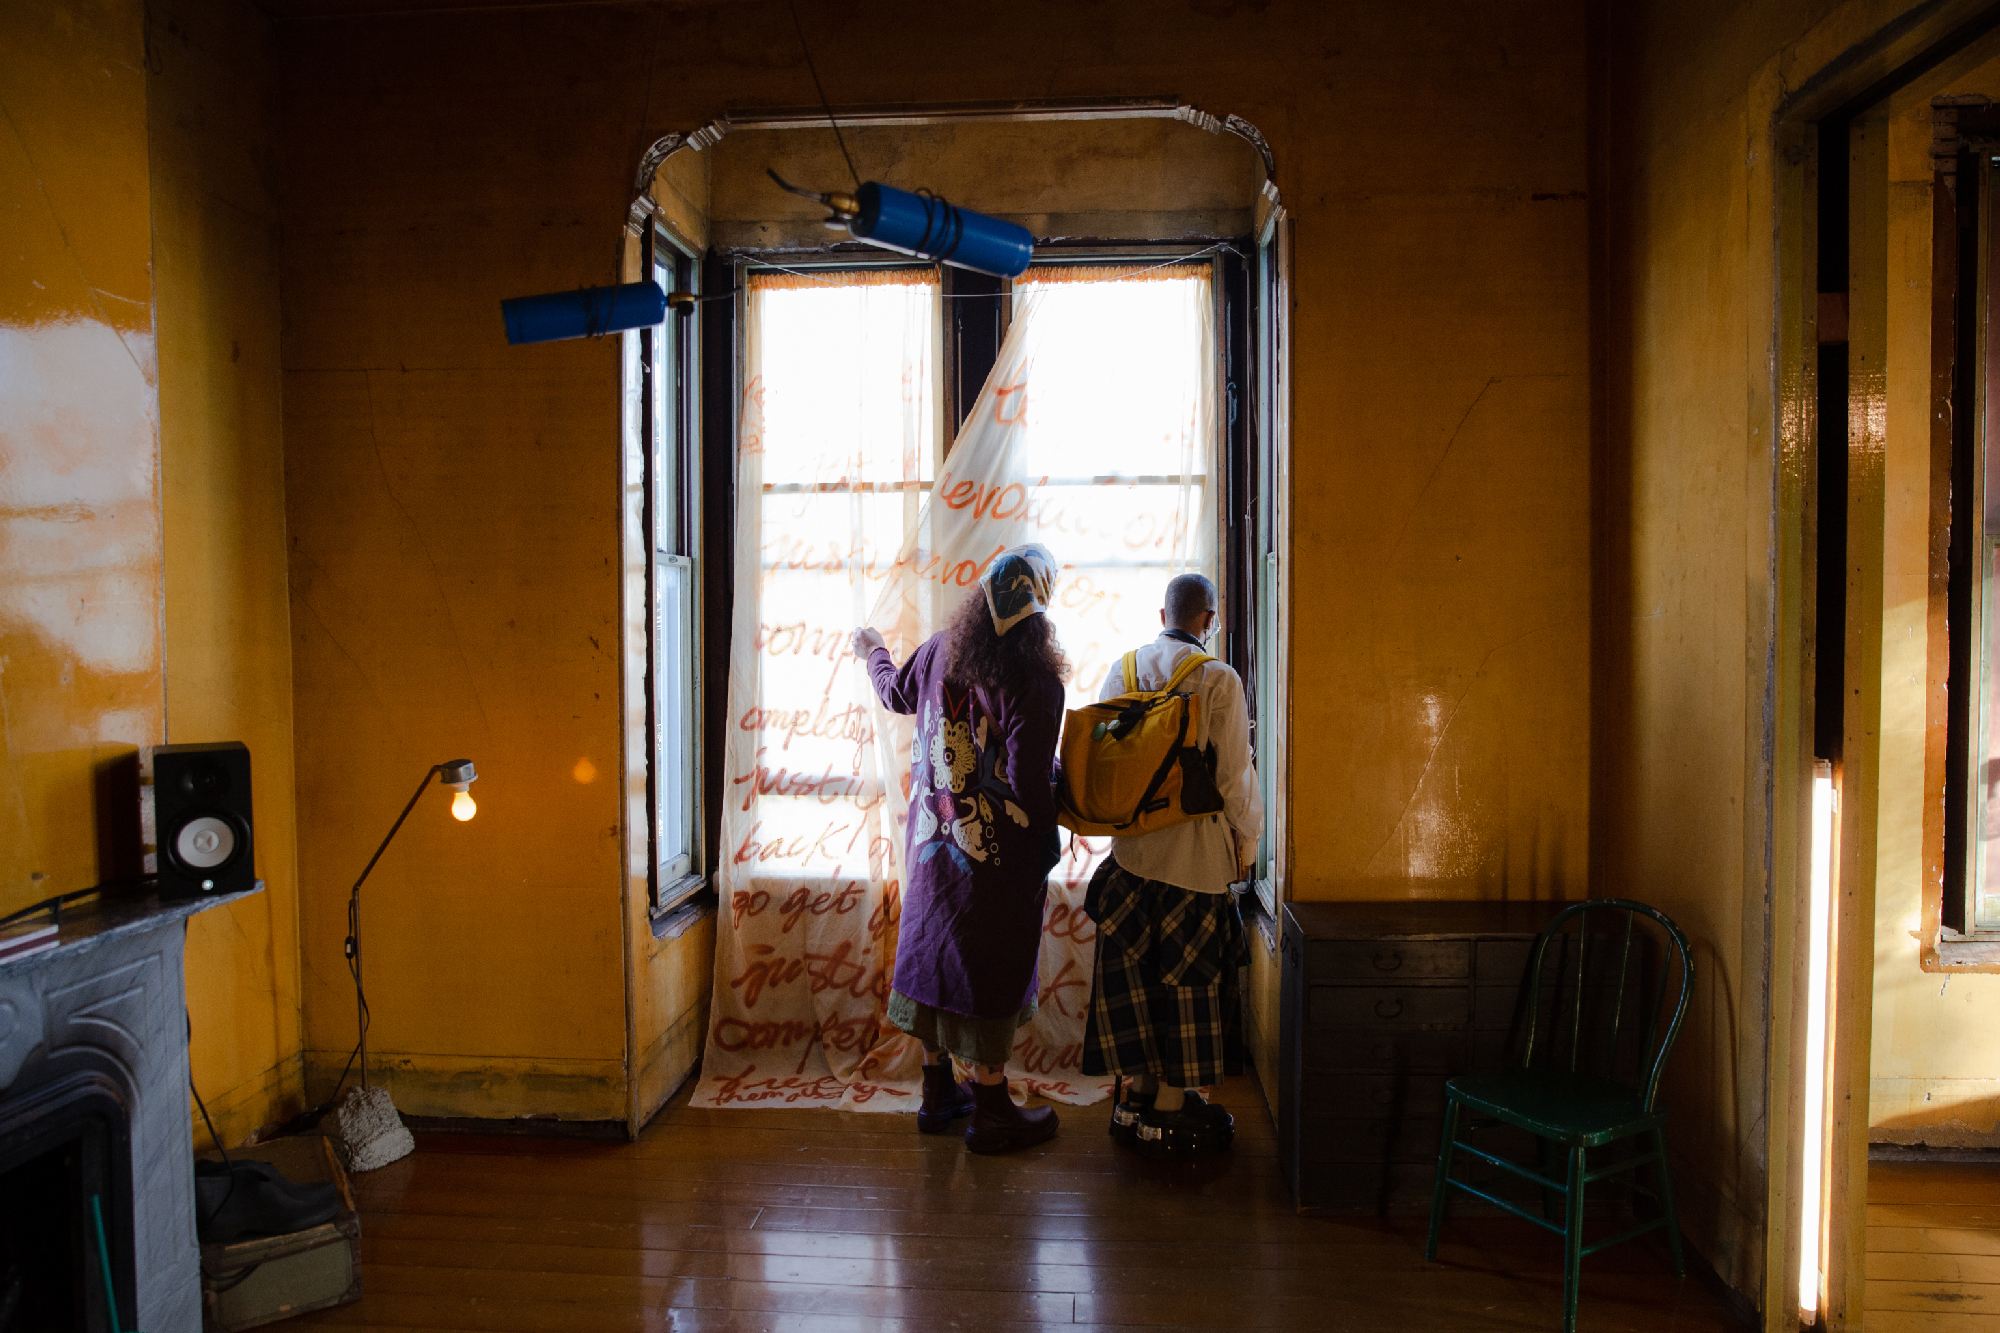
<box><xmin>1424</xmin><ymin>898</ymin><xmax>1694</xmax><ymax>1333</ymax></box>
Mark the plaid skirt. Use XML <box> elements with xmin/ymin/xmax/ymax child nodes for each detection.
<box><xmin>1079</xmin><ymin>856</ymin><xmax>1248</xmax><ymax>1087</ymax></box>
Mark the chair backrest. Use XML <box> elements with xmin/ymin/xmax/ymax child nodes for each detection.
<box><xmin>1517</xmin><ymin>899</ymin><xmax>1694</xmax><ymax>1111</ymax></box>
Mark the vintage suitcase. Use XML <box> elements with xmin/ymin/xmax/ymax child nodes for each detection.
<box><xmin>198</xmin><ymin>1135</ymin><xmax>361</xmax><ymax>1330</ymax></box>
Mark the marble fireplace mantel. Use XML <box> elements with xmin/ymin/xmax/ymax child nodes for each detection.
<box><xmin>1</xmin><ymin>885</ymin><xmax>260</xmax><ymax>1333</ymax></box>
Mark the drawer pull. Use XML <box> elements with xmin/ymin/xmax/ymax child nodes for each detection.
<box><xmin>1375</xmin><ymin>998</ymin><xmax>1405</xmax><ymax>1019</ymax></box>
<box><xmin>1373</xmin><ymin>952</ymin><xmax>1404</xmax><ymax>972</ymax></box>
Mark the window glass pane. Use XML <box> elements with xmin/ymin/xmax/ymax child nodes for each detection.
<box><xmin>1012</xmin><ymin>265</ymin><xmax>1216</xmax><ymax>698</ymax></box>
<box><xmin>656</xmin><ymin>554</ymin><xmax>694</xmax><ymax>881</ymax></box>
<box><xmin>759</xmin><ymin>280</ymin><xmax>939</xmax><ymax>488</ymax></box>
<box><xmin>652</xmin><ymin>252</ymin><xmax>678</xmax><ymax>555</ymax></box>
<box><xmin>746</xmin><ymin>272</ymin><xmax>939</xmax><ymax>868</ymax></box>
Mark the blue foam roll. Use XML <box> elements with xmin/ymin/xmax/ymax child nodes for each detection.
<box><xmin>851</xmin><ymin>183</ymin><xmax>1034</xmax><ymax>279</ymax></box>
<box><xmin>502</xmin><ymin>280</ymin><xmax>668</xmax><ymax>345</ymax></box>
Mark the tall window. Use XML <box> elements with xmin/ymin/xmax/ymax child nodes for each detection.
<box><xmin>699</xmin><ymin>255</ymin><xmax>1253</xmax><ymax>1104</ymax></box>
<box><xmin>647</xmin><ymin>231</ymin><xmax>702</xmax><ymax>913</ymax></box>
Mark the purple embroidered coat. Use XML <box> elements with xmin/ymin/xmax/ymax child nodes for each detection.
<box><xmin>868</xmin><ymin>634</ymin><xmax>1063</xmax><ymax>1020</ymax></box>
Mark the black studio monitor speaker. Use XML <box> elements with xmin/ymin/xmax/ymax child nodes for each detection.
<box><xmin>153</xmin><ymin>741</ymin><xmax>254</xmax><ymax>900</ymax></box>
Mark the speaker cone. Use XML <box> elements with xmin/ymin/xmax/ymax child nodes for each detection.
<box><xmin>175</xmin><ymin>814</ymin><xmax>239</xmax><ymax>870</ymax></box>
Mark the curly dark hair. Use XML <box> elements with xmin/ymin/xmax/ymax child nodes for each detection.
<box><xmin>941</xmin><ymin>592</ymin><xmax>1069</xmax><ymax>696</ymax></box>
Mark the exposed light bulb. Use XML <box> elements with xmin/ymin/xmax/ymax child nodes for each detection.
<box><xmin>451</xmin><ymin>789</ymin><xmax>477</xmax><ymax>822</ymax></box>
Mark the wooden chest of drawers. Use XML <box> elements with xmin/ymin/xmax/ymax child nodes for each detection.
<box><xmin>1277</xmin><ymin>900</ymin><xmax>1567</xmax><ymax>1212</ymax></box>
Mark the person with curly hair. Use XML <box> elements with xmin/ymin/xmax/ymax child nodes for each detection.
<box><xmin>851</xmin><ymin>544</ymin><xmax>1067</xmax><ymax>1153</ymax></box>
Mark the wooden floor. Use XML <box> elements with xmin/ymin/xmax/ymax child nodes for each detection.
<box><xmin>296</xmin><ymin>1075</ymin><xmax>1747</xmax><ymax>1332</ymax></box>
<box><xmin>1869</xmin><ymin>1158</ymin><xmax>2000</xmax><ymax>1330</ymax></box>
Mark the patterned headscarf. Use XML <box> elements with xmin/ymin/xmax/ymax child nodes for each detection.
<box><xmin>981</xmin><ymin>544</ymin><xmax>1058</xmax><ymax>637</ymax></box>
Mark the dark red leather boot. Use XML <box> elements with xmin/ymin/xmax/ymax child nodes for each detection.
<box><xmin>964</xmin><ymin>1078</ymin><xmax>1059</xmax><ymax>1154</ymax></box>
<box><xmin>915</xmin><ymin>1060</ymin><xmax>975</xmax><ymax>1134</ymax></box>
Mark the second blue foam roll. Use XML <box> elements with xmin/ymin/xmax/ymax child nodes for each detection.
<box><xmin>850</xmin><ymin>183</ymin><xmax>1034</xmax><ymax>279</ymax></box>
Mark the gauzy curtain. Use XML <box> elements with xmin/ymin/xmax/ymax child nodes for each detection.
<box><xmin>693</xmin><ymin>263</ymin><xmax>1215</xmax><ymax>1111</ymax></box>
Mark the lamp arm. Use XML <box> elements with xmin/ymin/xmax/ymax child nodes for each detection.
<box><xmin>345</xmin><ymin>764</ymin><xmax>442</xmax><ymax>1091</ymax></box>
<box><xmin>351</xmin><ymin>764</ymin><xmax>445</xmax><ymax>902</ymax></box>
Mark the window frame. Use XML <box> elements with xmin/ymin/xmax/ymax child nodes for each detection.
<box><xmin>644</xmin><ymin>224</ymin><xmax>707</xmax><ymax>919</ymax></box>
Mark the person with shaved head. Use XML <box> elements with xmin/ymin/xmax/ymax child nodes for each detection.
<box><xmin>1080</xmin><ymin>571</ymin><xmax>1263</xmax><ymax>1155</ymax></box>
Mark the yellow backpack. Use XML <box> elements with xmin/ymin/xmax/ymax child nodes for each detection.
<box><xmin>1056</xmin><ymin>651</ymin><xmax>1226</xmax><ymax>837</ymax></box>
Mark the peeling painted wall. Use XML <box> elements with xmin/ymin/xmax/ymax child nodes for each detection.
<box><xmin>0</xmin><ymin>0</ymin><xmax>162</xmax><ymax>916</ymax></box>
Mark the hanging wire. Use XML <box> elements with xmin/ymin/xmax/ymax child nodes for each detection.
<box><xmin>187</xmin><ymin>1013</ymin><xmax>237</xmax><ymax>1231</ymax></box>
<box><xmin>785</xmin><ymin>0</ymin><xmax>861</xmax><ymax>191</ymax></box>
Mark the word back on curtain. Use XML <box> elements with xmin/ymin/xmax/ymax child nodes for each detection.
<box><xmin>693</xmin><ymin>264</ymin><xmax>1215</xmax><ymax>1111</ymax></box>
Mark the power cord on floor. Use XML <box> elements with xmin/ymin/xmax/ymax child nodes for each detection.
<box><xmin>188</xmin><ymin>1018</ymin><xmax>267</xmax><ymax>1293</ymax></box>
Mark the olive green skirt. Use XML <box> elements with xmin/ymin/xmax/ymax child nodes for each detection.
<box><xmin>886</xmin><ymin>989</ymin><xmax>1038</xmax><ymax>1068</ymax></box>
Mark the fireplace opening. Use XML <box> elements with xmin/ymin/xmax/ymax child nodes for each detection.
<box><xmin>0</xmin><ymin>1066</ymin><xmax>136</xmax><ymax>1333</ymax></box>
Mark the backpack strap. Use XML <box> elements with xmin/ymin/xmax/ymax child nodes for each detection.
<box><xmin>1120</xmin><ymin>688</ymin><xmax>1198</xmax><ymax>828</ymax></box>
<box><xmin>1160</xmin><ymin>652</ymin><xmax>1217</xmax><ymax>697</ymax></box>
<box><xmin>1121</xmin><ymin>650</ymin><xmax>1139</xmax><ymax>694</ymax></box>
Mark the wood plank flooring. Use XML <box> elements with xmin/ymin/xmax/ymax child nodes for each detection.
<box><xmin>1869</xmin><ymin>1158</ymin><xmax>2000</xmax><ymax>1330</ymax></box>
<box><xmin>294</xmin><ymin>1075</ymin><xmax>1747</xmax><ymax>1331</ymax></box>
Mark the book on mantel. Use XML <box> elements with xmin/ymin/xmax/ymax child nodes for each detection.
<box><xmin>0</xmin><ymin>919</ymin><xmax>58</xmax><ymax>964</ymax></box>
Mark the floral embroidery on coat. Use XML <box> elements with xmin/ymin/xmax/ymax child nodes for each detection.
<box><xmin>910</xmin><ymin>686</ymin><xmax>1029</xmax><ymax>871</ymax></box>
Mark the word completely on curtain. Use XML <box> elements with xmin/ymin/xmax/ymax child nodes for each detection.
<box><xmin>692</xmin><ymin>263</ymin><xmax>1216</xmax><ymax>1110</ymax></box>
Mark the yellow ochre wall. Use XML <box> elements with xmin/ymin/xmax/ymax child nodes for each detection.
<box><xmin>0</xmin><ymin>0</ymin><xmax>162</xmax><ymax>915</ymax></box>
<box><xmin>279</xmin><ymin>10</ymin><xmax>641</xmax><ymax>1121</ymax></box>
<box><xmin>151</xmin><ymin>0</ymin><xmax>307</xmax><ymax>1145</ymax></box>
<box><xmin>0</xmin><ymin>0</ymin><xmax>307</xmax><ymax>1146</ymax></box>
<box><xmin>273</xmin><ymin>0</ymin><xmax>1594</xmax><ymax>1125</ymax></box>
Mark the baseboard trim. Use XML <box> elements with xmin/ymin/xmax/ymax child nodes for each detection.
<box><xmin>1870</xmin><ymin>1140</ymin><xmax>2000</xmax><ymax>1164</ymax></box>
<box><xmin>398</xmin><ymin>1114</ymin><xmax>628</xmax><ymax>1141</ymax></box>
